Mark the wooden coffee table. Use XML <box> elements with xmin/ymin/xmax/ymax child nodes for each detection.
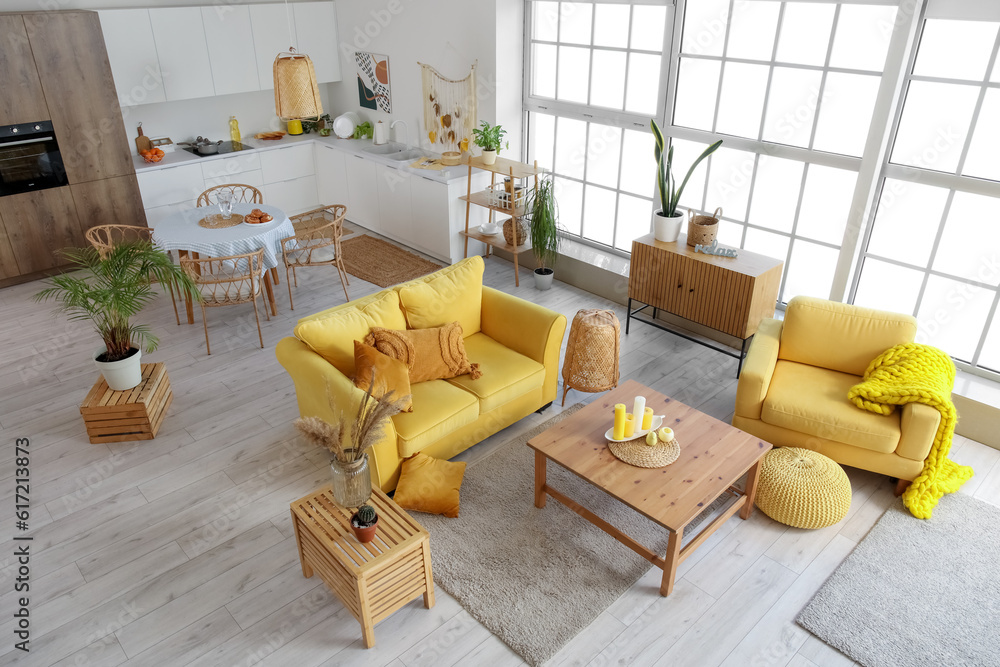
<box><xmin>527</xmin><ymin>379</ymin><xmax>771</xmax><ymax>596</ymax></box>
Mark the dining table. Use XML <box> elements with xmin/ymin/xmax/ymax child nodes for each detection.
<box><xmin>151</xmin><ymin>202</ymin><xmax>295</xmax><ymax>324</ymax></box>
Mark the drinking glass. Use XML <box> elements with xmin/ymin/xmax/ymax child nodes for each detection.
<box><xmin>216</xmin><ymin>190</ymin><xmax>234</xmax><ymax>218</ymax></box>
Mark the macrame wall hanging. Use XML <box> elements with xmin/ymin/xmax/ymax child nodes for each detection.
<box><xmin>419</xmin><ymin>62</ymin><xmax>477</xmax><ymax>153</ymax></box>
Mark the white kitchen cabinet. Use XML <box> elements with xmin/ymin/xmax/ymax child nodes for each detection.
<box><xmin>260</xmin><ymin>144</ymin><xmax>314</xmax><ymax>184</ymax></box>
<box><xmin>293</xmin><ymin>2</ymin><xmax>342</xmax><ymax>84</ymax></box>
<box><xmin>136</xmin><ymin>163</ymin><xmax>205</xmax><ymax>209</ymax></box>
<box><xmin>410</xmin><ymin>175</ymin><xmax>453</xmax><ymax>261</ymax></box>
<box><xmin>376</xmin><ymin>165</ymin><xmax>413</xmax><ymax>245</ymax></box>
<box><xmin>249</xmin><ymin>3</ymin><xmax>297</xmax><ymax>91</ymax></box>
<box><xmin>344</xmin><ymin>155</ymin><xmax>380</xmax><ymax>232</ymax></box>
<box><xmin>201</xmin><ymin>5</ymin><xmax>260</xmax><ymax>96</ymax></box>
<box><xmin>315</xmin><ymin>145</ymin><xmax>348</xmax><ymax>207</ymax></box>
<box><xmin>202</xmin><ymin>153</ymin><xmax>263</xmax><ymax>190</ymax></box>
<box><xmin>150</xmin><ymin>8</ymin><xmax>216</xmax><ymax>102</ymax></box>
<box><xmin>264</xmin><ymin>175</ymin><xmax>318</xmax><ymax>215</ymax></box>
<box><xmin>98</xmin><ymin>10</ymin><xmax>166</xmax><ymax>107</ymax></box>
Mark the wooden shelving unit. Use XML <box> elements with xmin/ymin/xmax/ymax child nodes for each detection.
<box><xmin>460</xmin><ymin>155</ymin><xmax>542</xmax><ymax>286</ymax></box>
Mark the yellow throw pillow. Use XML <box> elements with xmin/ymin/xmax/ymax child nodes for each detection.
<box><xmin>398</xmin><ymin>255</ymin><xmax>484</xmax><ymax>335</ymax></box>
<box><xmin>364</xmin><ymin>322</ymin><xmax>482</xmax><ymax>383</ymax></box>
<box><xmin>353</xmin><ymin>340</ymin><xmax>413</xmax><ymax>412</ymax></box>
<box><xmin>393</xmin><ymin>452</ymin><xmax>466</xmax><ymax>518</ymax></box>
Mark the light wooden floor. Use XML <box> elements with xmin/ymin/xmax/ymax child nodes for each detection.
<box><xmin>1</xmin><ymin>233</ymin><xmax>998</xmax><ymax>667</ymax></box>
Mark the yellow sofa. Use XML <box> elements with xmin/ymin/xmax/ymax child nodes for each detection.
<box><xmin>733</xmin><ymin>296</ymin><xmax>940</xmax><ymax>482</ymax></box>
<box><xmin>276</xmin><ymin>256</ymin><xmax>567</xmax><ymax>491</ymax></box>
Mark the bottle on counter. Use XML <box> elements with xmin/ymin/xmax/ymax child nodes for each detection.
<box><xmin>229</xmin><ymin>116</ymin><xmax>241</xmax><ymax>143</ymax></box>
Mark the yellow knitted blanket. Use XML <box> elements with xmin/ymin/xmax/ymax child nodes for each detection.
<box><xmin>848</xmin><ymin>343</ymin><xmax>973</xmax><ymax>519</ymax></box>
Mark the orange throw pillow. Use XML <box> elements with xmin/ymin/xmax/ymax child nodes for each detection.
<box><xmin>353</xmin><ymin>340</ymin><xmax>413</xmax><ymax>412</ymax></box>
<box><xmin>393</xmin><ymin>452</ymin><xmax>466</xmax><ymax>518</ymax></box>
<box><xmin>364</xmin><ymin>322</ymin><xmax>482</xmax><ymax>384</ymax></box>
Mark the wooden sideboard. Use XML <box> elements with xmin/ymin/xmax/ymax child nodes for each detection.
<box><xmin>627</xmin><ymin>233</ymin><xmax>783</xmax><ymax>374</ymax></box>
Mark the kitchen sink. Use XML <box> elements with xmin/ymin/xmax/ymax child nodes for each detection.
<box><xmin>387</xmin><ymin>149</ymin><xmax>427</xmax><ymax>162</ymax></box>
<box><xmin>363</xmin><ymin>142</ymin><xmax>407</xmax><ymax>155</ymax></box>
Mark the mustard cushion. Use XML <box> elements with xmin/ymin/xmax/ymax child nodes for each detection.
<box><xmin>398</xmin><ymin>255</ymin><xmax>484</xmax><ymax>335</ymax></box>
<box><xmin>293</xmin><ymin>290</ymin><xmax>407</xmax><ymax>376</ymax></box>
<box><xmin>353</xmin><ymin>340</ymin><xmax>413</xmax><ymax>412</ymax></box>
<box><xmin>392</xmin><ymin>380</ymin><xmax>479</xmax><ymax>457</ymax></box>
<box><xmin>447</xmin><ymin>333</ymin><xmax>545</xmax><ymax>412</ymax></box>
<box><xmin>762</xmin><ymin>360</ymin><xmax>900</xmax><ymax>454</ymax></box>
<box><xmin>392</xmin><ymin>451</ymin><xmax>467</xmax><ymax>518</ymax></box>
<box><xmin>778</xmin><ymin>296</ymin><xmax>917</xmax><ymax>377</ymax></box>
<box><xmin>365</xmin><ymin>322</ymin><xmax>481</xmax><ymax>384</ymax></box>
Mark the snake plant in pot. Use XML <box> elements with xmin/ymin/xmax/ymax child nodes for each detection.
<box><xmin>528</xmin><ymin>177</ymin><xmax>560</xmax><ymax>290</ymax></box>
<box><xmin>651</xmin><ymin>119</ymin><xmax>722</xmax><ymax>243</ymax></box>
<box><xmin>34</xmin><ymin>241</ymin><xmax>199</xmax><ymax>391</ymax></box>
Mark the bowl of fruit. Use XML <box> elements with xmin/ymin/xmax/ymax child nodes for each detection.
<box><xmin>139</xmin><ymin>147</ymin><xmax>165</xmax><ymax>163</ymax></box>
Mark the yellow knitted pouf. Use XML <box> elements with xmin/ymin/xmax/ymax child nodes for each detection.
<box><xmin>755</xmin><ymin>447</ymin><xmax>852</xmax><ymax>529</ymax></box>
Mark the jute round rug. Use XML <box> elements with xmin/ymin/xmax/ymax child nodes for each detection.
<box><xmin>416</xmin><ymin>406</ymin><xmax>728</xmax><ymax>666</ymax></box>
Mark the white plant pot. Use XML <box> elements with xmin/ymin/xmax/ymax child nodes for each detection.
<box><xmin>481</xmin><ymin>149</ymin><xmax>497</xmax><ymax>166</ymax></box>
<box><xmin>653</xmin><ymin>210</ymin><xmax>684</xmax><ymax>243</ymax></box>
<box><xmin>94</xmin><ymin>346</ymin><xmax>142</xmax><ymax>391</ymax></box>
<box><xmin>534</xmin><ymin>268</ymin><xmax>554</xmax><ymax>290</ymax></box>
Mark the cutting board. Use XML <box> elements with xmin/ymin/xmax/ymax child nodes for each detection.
<box><xmin>135</xmin><ymin>124</ymin><xmax>152</xmax><ymax>153</ymax></box>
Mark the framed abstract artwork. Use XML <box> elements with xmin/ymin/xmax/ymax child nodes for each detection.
<box><xmin>356</xmin><ymin>52</ymin><xmax>391</xmax><ymax>113</ymax></box>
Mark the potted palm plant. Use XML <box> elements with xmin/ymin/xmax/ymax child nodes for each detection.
<box><xmin>528</xmin><ymin>177</ymin><xmax>560</xmax><ymax>290</ymax></box>
<box><xmin>472</xmin><ymin>120</ymin><xmax>508</xmax><ymax>166</ymax></box>
<box><xmin>651</xmin><ymin>119</ymin><xmax>722</xmax><ymax>243</ymax></box>
<box><xmin>34</xmin><ymin>241</ymin><xmax>199</xmax><ymax>391</ymax></box>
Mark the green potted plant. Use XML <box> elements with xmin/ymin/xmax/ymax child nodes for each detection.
<box><xmin>34</xmin><ymin>241</ymin><xmax>200</xmax><ymax>391</ymax></box>
<box><xmin>650</xmin><ymin>119</ymin><xmax>722</xmax><ymax>243</ymax></box>
<box><xmin>471</xmin><ymin>120</ymin><xmax>508</xmax><ymax>166</ymax></box>
<box><xmin>528</xmin><ymin>177</ymin><xmax>560</xmax><ymax>290</ymax></box>
<box><xmin>350</xmin><ymin>503</ymin><xmax>379</xmax><ymax>542</ymax></box>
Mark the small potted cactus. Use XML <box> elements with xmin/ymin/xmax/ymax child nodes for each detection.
<box><xmin>350</xmin><ymin>504</ymin><xmax>379</xmax><ymax>543</ymax></box>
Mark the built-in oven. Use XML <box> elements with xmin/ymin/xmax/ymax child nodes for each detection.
<box><xmin>0</xmin><ymin>120</ymin><xmax>69</xmax><ymax>197</ymax></box>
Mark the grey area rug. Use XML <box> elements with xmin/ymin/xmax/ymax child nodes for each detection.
<box><xmin>418</xmin><ymin>405</ymin><xmax>727</xmax><ymax>666</ymax></box>
<box><xmin>797</xmin><ymin>492</ymin><xmax>1000</xmax><ymax>667</ymax></box>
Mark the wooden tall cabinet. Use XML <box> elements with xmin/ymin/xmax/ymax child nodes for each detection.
<box><xmin>0</xmin><ymin>188</ymin><xmax>84</xmax><ymax>275</ymax></box>
<box><xmin>0</xmin><ymin>15</ymin><xmax>50</xmax><ymax>125</ymax></box>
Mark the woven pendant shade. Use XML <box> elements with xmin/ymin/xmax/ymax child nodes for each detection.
<box><xmin>274</xmin><ymin>51</ymin><xmax>322</xmax><ymax>121</ymax></box>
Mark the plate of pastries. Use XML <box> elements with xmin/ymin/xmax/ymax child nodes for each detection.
<box><xmin>243</xmin><ymin>208</ymin><xmax>274</xmax><ymax>224</ymax></box>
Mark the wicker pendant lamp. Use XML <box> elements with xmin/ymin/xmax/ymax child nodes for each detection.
<box><xmin>274</xmin><ymin>48</ymin><xmax>322</xmax><ymax>121</ymax></box>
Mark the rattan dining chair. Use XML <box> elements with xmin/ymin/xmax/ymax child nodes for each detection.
<box><xmin>280</xmin><ymin>204</ymin><xmax>349</xmax><ymax>309</ymax></box>
<box><xmin>84</xmin><ymin>224</ymin><xmax>181</xmax><ymax>325</ymax></box>
<box><xmin>196</xmin><ymin>183</ymin><xmax>264</xmax><ymax>207</ymax></box>
<box><xmin>180</xmin><ymin>248</ymin><xmax>268</xmax><ymax>355</ymax></box>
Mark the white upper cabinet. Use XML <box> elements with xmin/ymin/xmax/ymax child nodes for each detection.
<box><xmin>150</xmin><ymin>8</ymin><xmax>216</xmax><ymax>102</ymax></box>
<box><xmin>293</xmin><ymin>2</ymin><xmax>342</xmax><ymax>84</ymax></box>
<box><xmin>249</xmin><ymin>3</ymin><xmax>298</xmax><ymax>91</ymax></box>
<box><xmin>201</xmin><ymin>5</ymin><xmax>261</xmax><ymax>96</ymax></box>
<box><xmin>98</xmin><ymin>9</ymin><xmax>166</xmax><ymax>107</ymax></box>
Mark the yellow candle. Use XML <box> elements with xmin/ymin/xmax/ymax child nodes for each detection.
<box><xmin>613</xmin><ymin>403</ymin><xmax>626</xmax><ymax>440</ymax></box>
<box><xmin>624</xmin><ymin>413</ymin><xmax>636</xmax><ymax>438</ymax></box>
<box><xmin>642</xmin><ymin>407</ymin><xmax>654</xmax><ymax>430</ymax></box>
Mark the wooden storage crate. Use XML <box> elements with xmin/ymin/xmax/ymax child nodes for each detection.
<box><xmin>79</xmin><ymin>363</ymin><xmax>172</xmax><ymax>444</ymax></box>
<box><xmin>289</xmin><ymin>485</ymin><xmax>434</xmax><ymax>648</ymax></box>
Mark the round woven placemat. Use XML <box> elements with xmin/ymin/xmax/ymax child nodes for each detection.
<box><xmin>608</xmin><ymin>437</ymin><xmax>680</xmax><ymax>468</ymax></box>
<box><xmin>198</xmin><ymin>214</ymin><xmax>243</xmax><ymax>229</ymax></box>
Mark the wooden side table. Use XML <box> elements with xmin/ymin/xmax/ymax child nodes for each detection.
<box><xmin>289</xmin><ymin>485</ymin><xmax>434</xmax><ymax>648</ymax></box>
<box><xmin>79</xmin><ymin>363</ymin><xmax>172</xmax><ymax>443</ymax></box>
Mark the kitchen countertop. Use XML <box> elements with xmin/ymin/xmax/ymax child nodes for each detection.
<box><xmin>132</xmin><ymin>133</ymin><xmax>471</xmax><ymax>184</ymax></box>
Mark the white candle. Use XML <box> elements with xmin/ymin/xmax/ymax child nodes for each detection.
<box><xmin>632</xmin><ymin>396</ymin><xmax>646</xmax><ymax>429</ymax></box>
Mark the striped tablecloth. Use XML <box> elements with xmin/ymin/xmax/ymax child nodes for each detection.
<box><xmin>151</xmin><ymin>203</ymin><xmax>294</xmax><ymax>270</ymax></box>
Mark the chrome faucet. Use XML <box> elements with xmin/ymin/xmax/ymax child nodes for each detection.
<box><xmin>389</xmin><ymin>120</ymin><xmax>408</xmax><ymax>144</ymax></box>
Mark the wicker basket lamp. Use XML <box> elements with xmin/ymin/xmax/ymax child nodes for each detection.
<box><xmin>561</xmin><ymin>309</ymin><xmax>621</xmax><ymax>406</ymax></box>
<box><xmin>754</xmin><ymin>447</ymin><xmax>852</xmax><ymax>529</ymax></box>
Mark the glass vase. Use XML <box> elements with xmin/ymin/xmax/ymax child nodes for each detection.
<box><xmin>330</xmin><ymin>451</ymin><xmax>372</xmax><ymax>509</ymax></box>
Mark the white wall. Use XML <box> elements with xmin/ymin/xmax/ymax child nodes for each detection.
<box><xmin>0</xmin><ymin>0</ymin><xmax>320</xmax><ymax>9</ymax></box>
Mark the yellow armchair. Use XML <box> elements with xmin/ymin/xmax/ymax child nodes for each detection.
<box><xmin>733</xmin><ymin>296</ymin><xmax>940</xmax><ymax>483</ymax></box>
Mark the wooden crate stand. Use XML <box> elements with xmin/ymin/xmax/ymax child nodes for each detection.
<box><xmin>79</xmin><ymin>363</ymin><xmax>172</xmax><ymax>444</ymax></box>
<box><xmin>289</xmin><ymin>485</ymin><xmax>434</xmax><ymax>648</ymax></box>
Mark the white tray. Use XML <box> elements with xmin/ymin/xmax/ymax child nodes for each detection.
<box><xmin>605</xmin><ymin>415</ymin><xmax>664</xmax><ymax>443</ymax></box>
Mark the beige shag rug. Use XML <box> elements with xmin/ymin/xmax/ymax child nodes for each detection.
<box><xmin>341</xmin><ymin>235</ymin><xmax>441</xmax><ymax>287</ymax></box>
<box><xmin>416</xmin><ymin>405</ymin><xmax>728</xmax><ymax>666</ymax></box>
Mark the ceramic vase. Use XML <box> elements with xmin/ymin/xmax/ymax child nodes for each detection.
<box><xmin>653</xmin><ymin>211</ymin><xmax>684</xmax><ymax>243</ymax></box>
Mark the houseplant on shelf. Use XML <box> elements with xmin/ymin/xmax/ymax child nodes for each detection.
<box><xmin>650</xmin><ymin>119</ymin><xmax>722</xmax><ymax>243</ymax></box>
<box><xmin>34</xmin><ymin>241</ymin><xmax>199</xmax><ymax>391</ymax></box>
<box><xmin>528</xmin><ymin>176</ymin><xmax>560</xmax><ymax>290</ymax></box>
<box><xmin>350</xmin><ymin>503</ymin><xmax>379</xmax><ymax>542</ymax></box>
<box><xmin>294</xmin><ymin>376</ymin><xmax>409</xmax><ymax>510</ymax></box>
<box><xmin>472</xmin><ymin>120</ymin><xmax>508</xmax><ymax>166</ymax></box>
